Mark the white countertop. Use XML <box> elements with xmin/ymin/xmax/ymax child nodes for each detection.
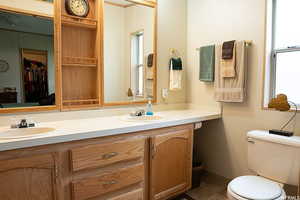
<box><xmin>0</xmin><ymin>109</ymin><xmax>221</xmax><ymax>152</ymax></box>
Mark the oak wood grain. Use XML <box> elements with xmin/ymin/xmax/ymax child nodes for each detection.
<box><xmin>0</xmin><ymin>153</ymin><xmax>58</xmax><ymax>200</ymax></box>
<box><xmin>70</xmin><ymin>137</ymin><xmax>145</xmax><ymax>171</ymax></box>
<box><xmin>72</xmin><ymin>164</ymin><xmax>144</xmax><ymax>200</ymax></box>
<box><xmin>150</xmin><ymin>128</ymin><xmax>193</xmax><ymax>200</ymax></box>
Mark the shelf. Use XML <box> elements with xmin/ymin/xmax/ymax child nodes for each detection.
<box><xmin>63</xmin><ymin>99</ymin><xmax>99</xmax><ymax>103</ymax></box>
<box><xmin>62</xmin><ymin>56</ymin><xmax>97</xmax><ymax>67</ymax></box>
<box><xmin>62</xmin><ymin>64</ymin><xmax>97</xmax><ymax>68</ymax></box>
<box><xmin>62</xmin><ymin>99</ymin><xmax>100</xmax><ymax>110</ymax></box>
<box><xmin>62</xmin><ymin>104</ymin><xmax>100</xmax><ymax>111</ymax></box>
<box><xmin>62</xmin><ymin>15</ymin><xmax>97</xmax><ymax>29</ymax></box>
<box><xmin>63</xmin><ymin>57</ymin><xmax>97</xmax><ymax>65</ymax></box>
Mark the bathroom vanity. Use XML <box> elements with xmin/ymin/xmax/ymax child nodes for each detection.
<box><xmin>0</xmin><ymin>109</ymin><xmax>220</xmax><ymax>200</ymax></box>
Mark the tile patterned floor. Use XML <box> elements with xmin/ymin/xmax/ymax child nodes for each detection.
<box><xmin>172</xmin><ymin>171</ymin><xmax>298</xmax><ymax>200</ymax></box>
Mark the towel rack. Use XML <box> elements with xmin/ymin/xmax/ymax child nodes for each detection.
<box><xmin>170</xmin><ymin>48</ymin><xmax>181</xmax><ymax>57</ymax></box>
<box><xmin>195</xmin><ymin>40</ymin><xmax>252</xmax><ymax>51</ymax></box>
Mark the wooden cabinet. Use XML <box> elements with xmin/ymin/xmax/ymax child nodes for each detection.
<box><xmin>70</xmin><ymin>138</ymin><xmax>145</xmax><ymax>172</ymax></box>
<box><xmin>70</xmin><ymin>137</ymin><xmax>146</xmax><ymax>200</ymax></box>
<box><xmin>72</xmin><ymin>164</ymin><xmax>144</xmax><ymax>200</ymax></box>
<box><xmin>0</xmin><ymin>124</ymin><xmax>194</xmax><ymax>200</ymax></box>
<box><xmin>150</xmin><ymin>128</ymin><xmax>193</xmax><ymax>200</ymax></box>
<box><xmin>0</xmin><ymin>154</ymin><xmax>58</xmax><ymax>200</ymax></box>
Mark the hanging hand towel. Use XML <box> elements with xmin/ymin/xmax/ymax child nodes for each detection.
<box><xmin>221</xmin><ymin>41</ymin><xmax>236</xmax><ymax>78</ymax></box>
<box><xmin>222</xmin><ymin>40</ymin><xmax>235</xmax><ymax>59</ymax></box>
<box><xmin>147</xmin><ymin>53</ymin><xmax>154</xmax><ymax>67</ymax></box>
<box><xmin>199</xmin><ymin>45</ymin><xmax>215</xmax><ymax>82</ymax></box>
<box><xmin>214</xmin><ymin>41</ymin><xmax>247</xmax><ymax>102</ymax></box>
<box><xmin>169</xmin><ymin>58</ymin><xmax>183</xmax><ymax>91</ymax></box>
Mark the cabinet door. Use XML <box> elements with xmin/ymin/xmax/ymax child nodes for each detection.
<box><xmin>0</xmin><ymin>153</ymin><xmax>58</xmax><ymax>200</ymax></box>
<box><xmin>150</xmin><ymin>128</ymin><xmax>193</xmax><ymax>200</ymax></box>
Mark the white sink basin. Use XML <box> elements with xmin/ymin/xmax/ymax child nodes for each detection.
<box><xmin>0</xmin><ymin>127</ymin><xmax>56</xmax><ymax>139</ymax></box>
<box><xmin>121</xmin><ymin>115</ymin><xmax>163</xmax><ymax>122</ymax></box>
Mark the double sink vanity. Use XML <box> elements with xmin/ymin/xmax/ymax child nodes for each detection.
<box><xmin>0</xmin><ymin>109</ymin><xmax>220</xmax><ymax>200</ymax></box>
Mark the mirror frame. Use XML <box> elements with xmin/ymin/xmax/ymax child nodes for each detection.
<box><xmin>102</xmin><ymin>0</ymin><xmax>157</xmax><ymax>106</ymax></box>
<box><xmin>0</xmin><ymin>1</ymin><xmax>60</xmax><ymax>114</ymax></box>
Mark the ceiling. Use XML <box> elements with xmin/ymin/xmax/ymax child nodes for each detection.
<box><xmin>0</xmin><ymin>11</ymin><xmax>53</xmax><ymax>36</ymax></box>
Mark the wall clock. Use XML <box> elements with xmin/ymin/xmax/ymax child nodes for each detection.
<box><xmin>0</xmin><ymin>60</ymin><xmax>9</xmax><ymax>73</ymax></box>
<box><xmin>65</xmin><ymin>0</ymin><xmax>90</xmax><ymax>17</ymax></box>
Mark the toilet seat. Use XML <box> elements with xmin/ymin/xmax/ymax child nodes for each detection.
<box><xmin>227</xmin><ymin>176</ymin><xmax>286</xmax><ymax>200</ymax></box>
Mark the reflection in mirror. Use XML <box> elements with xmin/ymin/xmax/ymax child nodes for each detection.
<box><xmin>104</xmin><ymin>0</ymin><xmax>155</xmax><ymax>103</ymax></box>
<box><xmin>0</xmin><ymin>11</ymin><xmax>55</xmax><ymax>109</ymax></box>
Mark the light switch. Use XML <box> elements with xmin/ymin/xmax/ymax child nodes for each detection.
<box><xmin>162</xmin><ymin>88</ymin><xmax>169</xmax><ymax>99</ymax></box>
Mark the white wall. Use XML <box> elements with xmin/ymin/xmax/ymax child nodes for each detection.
<box><xmin>157</xmin><ymin>0</ymin><xmax>187</xmax><ymax>103</ymax></box>
<box><xmin>187</xmin><ymin>0</ymin><xmax>300</xmax><ymax>179</ymax></box>
<box><xmin>0</xmin><ymin>30</ymin><xmax>54</xmax><ymax>102</ymax></box>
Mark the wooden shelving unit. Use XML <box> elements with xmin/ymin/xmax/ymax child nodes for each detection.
<box><xmin>57</xmin><ymin>0</ymin><xmax>103</xmax><ymax>110</ymax></box>
<box><xmin>62</xmin><ymin>64</ymin><xmax>97</xmax><ymax>68</ymax></box>
<box><xmin>62</xmin><ymin>56</ymin><xmax>97</xmax><ymax>65</ymax></box>
<box><xmin>63</xmin><ymin>99</ymin><xmax>99</xmax><ymax>103</ymax></box>
<box><xmin>61</xmin><ymin>15</ymin><xmax>97</xmax><ymax>29</ymax></box>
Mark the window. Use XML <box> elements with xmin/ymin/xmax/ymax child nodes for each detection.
<box><xmin>268</xmin><ymin>0</ymin><xmax>300</xmax><ymax>104</ymax></box>
<box><xmin>131</xmin><ymin>31</ymin><xmax>144</xmax><ymax>96</ymax></box>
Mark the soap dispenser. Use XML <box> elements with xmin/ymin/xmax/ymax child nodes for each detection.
<box><xmin>146</xmin><ymin>99</ymin><xmax>154</xmax><ymax>116</ymax></box>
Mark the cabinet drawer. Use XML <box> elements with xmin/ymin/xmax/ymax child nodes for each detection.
<box><xmin>70</xmin><ymin>138</ymin><xmax>145</xmax><ymax>171</ymax></box>
<box><xmin>72</xmin><ymin>164</ymin><xmax>144</xmax><ymax>200</ymax></box>
<box><xmin>108</xmin><ymin>188</ymin><xmax>143</xmax><ymax>200</ymax></box>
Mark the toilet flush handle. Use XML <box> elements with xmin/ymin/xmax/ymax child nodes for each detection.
<box><xmin>247</xmin><ymin>138</ymin><xmax>255</xmax><ymax>144</ymax></box>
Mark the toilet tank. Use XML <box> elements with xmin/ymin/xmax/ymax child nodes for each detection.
<box><xmin>247</xmin><ymin>130</ymin><xmax>300</xmax><ymax>186</ymax></box>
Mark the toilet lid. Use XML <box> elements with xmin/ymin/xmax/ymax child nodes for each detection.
<box><xmin>229</xmin><ymin>176</ymin><xmax>282</xmax><ymax>200</ymax></box>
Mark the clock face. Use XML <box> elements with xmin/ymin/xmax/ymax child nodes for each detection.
<box><xmin>0</xmin><ymin>60</ymin><xmax>9</xmax><ymax>73</ymax></box>
<box><xmin>66</xmin><ymin>0</ymin><xmax>89</xmax><ymax>17</ymax></box>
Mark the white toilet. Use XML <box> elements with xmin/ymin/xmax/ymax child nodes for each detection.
<box><xmin>227</xmin><ymin>130</ymin><xmax>300</xmax><ymax>200</ymax></box>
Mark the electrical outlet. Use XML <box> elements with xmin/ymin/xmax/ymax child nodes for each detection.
<box><xmin>194</xmin><ymin>122</ymin><xmax>202</xmax><ymax>130</ymax></box>
<box><xmin>162</xmin><ymin>88</ymin><xmax>169</xmax><ymax>99</ymax></box>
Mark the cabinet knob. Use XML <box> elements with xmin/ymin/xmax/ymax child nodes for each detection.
<box><xmin>247</xmin><ymin>138</ymin><xmax>255</xmax><ymax>144</ymax></box>
<box><xmin>103</xmin><ymin>180</ymin><xmax>118</xmax><ymax>186</ymax></box>
<box><xmin>102</xmin><ymin>152</ymin><xmax>118</xmax><ymax>159</ymax></box>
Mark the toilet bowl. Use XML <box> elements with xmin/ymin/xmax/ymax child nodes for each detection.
<box><xmin>227</xmin><ymin>176</ymin><xmax>286</xmax><ymax>200</ymax></box>
<box><xmin>226</xmin><ymin>130</ymin><xmax>300</xmax><ymax>200</ymax></box>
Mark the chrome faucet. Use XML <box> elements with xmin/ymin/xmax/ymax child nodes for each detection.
<box><xmin>11</xmin><ymin>119</ymin><xmax>35</xmax><ymax>129</ymax></box>
<box><xmin>130</xmin><ymin>109</ymin><xmax>145</xmax><ymax>117</ymax></box>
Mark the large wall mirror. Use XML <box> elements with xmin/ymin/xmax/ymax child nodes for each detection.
<box><xmin>0</xmin><ymin>8</ymin><xmax>56</xmax><ymax>112</ymax></box>
<box><xmin>103</xmin><ymin>0</ymin><xmax>157</xmax><ymax>105</ymax></box>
